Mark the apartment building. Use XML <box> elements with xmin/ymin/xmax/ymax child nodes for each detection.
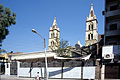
<box><xmin>103</xmin><ymin>0</ymin><xmax>120</xmax><ymax>45</ymax></box>
<box><xmin>102</xmin><ymin>0</ymin><xmax>120</xmax><ymax>79</ymax></box>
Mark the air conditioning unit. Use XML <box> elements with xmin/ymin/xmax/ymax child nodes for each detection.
<box><xmin>104</xmin><ymin>53</ymin><xmax>114</xmax><ymax>59</ymax></box>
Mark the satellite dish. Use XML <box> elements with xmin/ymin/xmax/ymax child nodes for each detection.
<box><xmin>75</xmin><ymin>44</ymin><xmax>80</xmax><ymax>50</ymax></box>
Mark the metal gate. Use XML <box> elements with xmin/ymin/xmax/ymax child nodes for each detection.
<box><xmin>105</xmin><ymin>64</ymin><xmax>120</xmax><ymax>79</ymax></box>
<box><xmin>10</xmin><ymin>61</ymin><xmax>17</xmax><ymax>75</ymax></box>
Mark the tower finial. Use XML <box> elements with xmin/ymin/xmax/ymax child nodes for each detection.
<box><xmin>53</xmin><ymin>17</ymin><xmax>57</xmax><ymax>26</ymax></box>
<box><xmin>91</xmin><ymin>3</ymin><xmax>93</xmax><ymax>10</ymax></box>
<box><xmin>52</xmin><ymin>17</ymin><xmax>57</xmax><ymax>29</ymax></box>
<box><xmin>89</xmin><ymin>3</ymin><xmax>94</xmax><ymax>17</ymax></box>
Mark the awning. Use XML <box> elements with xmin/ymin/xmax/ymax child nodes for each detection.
<box><xmin>54</xmin><ymin>54</ymin><xmax>91</xmax><ymax>60</ymax></box>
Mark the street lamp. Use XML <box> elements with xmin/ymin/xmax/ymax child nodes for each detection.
<box><xmin>32</xmin><ymin>29</ymin><xmax>48</xmax><ymax>80</ymax></box>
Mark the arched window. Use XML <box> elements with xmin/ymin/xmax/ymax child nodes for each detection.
<box><xmin>91</xmin><ymin>34</ymin><xmax>93</xmax><ymax>40</ymax></box>
<box><xmin>53</xmin><ymin>33</ymin><xmax>54</xmax><ymax>38</ymax></box>
<box><xmin>53</xmin><ymin>41</ymin><xmax>54</xmax><ymax>47</ymax></box>
<box><xmin>89</xmin><ymin>25</ymin><xmax>90</xmax><ymax>30</ymax></box>
<box><xmin>51</xmin><ymin>41</ymin><xmax>54</xmax><ymax>47</ymax></box>
<box><xmin>56</xmin><ymin>33</ymin><xmax>58</xmax><ymax>38</ymax></box>
<box><xmin>91</xmin><ymin>24</ymin><xmax>93</xmax><ymax>30</ymax></box>
<box><xmin>88</xmin><ymin>34</ymin><xmax>90</xmax><ymax>40</ymax></box>
<box><xmin>51</xmin><ymin>34</ymin><xmax>53</xmax><ymax>38</ymax></box>
<box><xmin>51</xmin><ymin>42</ymin><xmax>52</xmax><ymax>46</ymax></box>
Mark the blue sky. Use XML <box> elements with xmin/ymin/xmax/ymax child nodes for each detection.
<box><xmin>0</xmin><ymin>0</ymin><xmax>104</xmax><ymax>53</ymax></box>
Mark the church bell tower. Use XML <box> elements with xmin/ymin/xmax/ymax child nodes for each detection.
<box><xmin>85</xmin><ymin>4</ymin><xmax>98</xmax><ymax>46</ymax></box>
<box><xmin>49</xmin><ymin>17</ymin><xmax>60</xmax><ymax>51</ymax></box>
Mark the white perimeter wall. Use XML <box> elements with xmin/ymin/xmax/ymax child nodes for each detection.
<box><xmin>17</xmin><ymin>67</ymin><xmax>95</xmax><ymax>79</ymax></box>
<box><xmin>18</xmin><ymin>61</ymin><xmax>95</xmax><ymax>79</ymax></box>
<box><xmin>18</xmin><ymin>67</ymin><xmax>44</xmax><ymax>77</ymax></box>
<box><xmin>5</xmin><ymin>63</ymin><xmax>10</xmax><ymax>75</ymax></box>
<box><xmin>5</xmin><ymin>62</ymin><xmax>95</xmax><ymax>79</ymax></box>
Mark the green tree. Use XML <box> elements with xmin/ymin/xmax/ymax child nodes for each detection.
<box><xmin>0</xmin><ymin>48</ymin><xmax>6</xmax><ymax>53</ymax></box>
<box><xmin>0</xmin><ymin>4</ymin><xmax>16</xmax><ymax>46</ymax></box>
<box><xmin>50</xmin><ymin>39</ymin><xmax>71</xmax><ymax>78</ymax></box>
<box><xmin>52</xmin><ymin>39</ymin><xmax>71</xmax><ymax>57</ymax></box>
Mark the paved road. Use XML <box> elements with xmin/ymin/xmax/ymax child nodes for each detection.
<box><xmin>1</xmin><ymin>75</ymin><xmax>119</xmax><ymax>80</ymax></box>
<box><xmin>0</xmin><ymin>75</ymin><xmax>34</xmax><ymax>80</ymax></box>
<box><xmin>0</xmin><ymin>75</ymin><xmax>81</xmax><ymax>80</ymax></box>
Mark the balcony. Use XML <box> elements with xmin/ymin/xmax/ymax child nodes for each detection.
<box><xmin>105</xmin><ymin>9</ymin><xmax>120</xmax><ymax>17</ymax></box>
<box><xmin>105</xmin><ymin>30</ymin><xmax>120</xmax><ymax>36</ymax></box>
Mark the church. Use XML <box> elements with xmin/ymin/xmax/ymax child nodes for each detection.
<box><xmin>48</xmin><ymin>3</ymin><xmax>98</xmax><ymax>49</ymax></box>
<box><xmin>4</xmin><ymin>3</ymin><xmax>99</xmax><ymax>79</ymax></box>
